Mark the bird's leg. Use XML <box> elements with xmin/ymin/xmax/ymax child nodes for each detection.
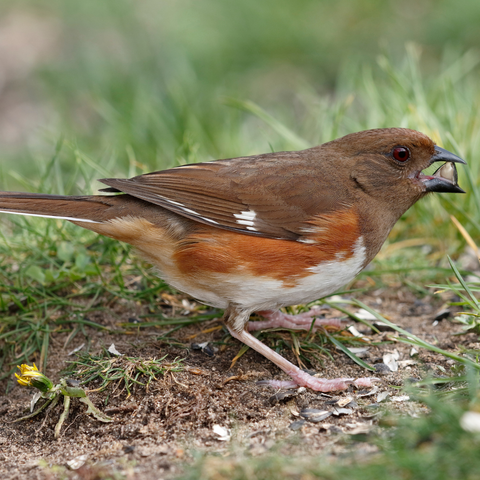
<box><xmin>225</xmin><ymin>306</ymin><xmax>375</xmax><ymax>393</ymax></box>
<box><xmin>247</xmin><ymin>307</ymin><xmax>342</xmax><ymax>332</ymax></box>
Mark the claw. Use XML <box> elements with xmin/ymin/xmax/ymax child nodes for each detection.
<box><xmin>353</xmin><ymin>377</ymin><xmax>380</xmax><ymax>388</ymax></box>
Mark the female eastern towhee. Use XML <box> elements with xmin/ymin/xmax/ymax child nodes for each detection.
<box><xmin>0</xmin><ymin>128</ymin><xmax>466</xmax><ymax>392</ymax></box>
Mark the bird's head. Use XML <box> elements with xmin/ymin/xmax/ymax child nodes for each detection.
<box><xmin>327</xmin><ymin>128</ymin><xmax>466</xmax><ymax>214</ymax></box>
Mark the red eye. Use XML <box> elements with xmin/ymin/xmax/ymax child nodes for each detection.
<box><xmin>392</xmin><ymin>147</ymin><xmax>410</xmax><ymax>162</ymax></box>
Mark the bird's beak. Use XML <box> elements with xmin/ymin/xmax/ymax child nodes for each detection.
<box><xmin>430</xmin><ymin>146</ymin><xmax>466</xmax><ymax>166</ymax></box>
<box><xmin>422</xmin><ymin>146</ymin><xmax>466</xmax><ymax>194</ymax></box>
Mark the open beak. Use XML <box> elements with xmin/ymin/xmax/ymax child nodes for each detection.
<box><xmin>421</xmin><ymin>146</ymin><xmax>466</xmax><ymax>194</ymax></box>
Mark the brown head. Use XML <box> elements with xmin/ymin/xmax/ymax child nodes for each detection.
<box><xmin>319</xmin><ymin>128</ymin><xmax>466</xmax><ymax>218</ymax></box>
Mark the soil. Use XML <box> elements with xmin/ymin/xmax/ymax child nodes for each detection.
<box><xmin>0</xmin><ymin>284</ymin><xmax>476</xmax><ymax>480</ymax></box>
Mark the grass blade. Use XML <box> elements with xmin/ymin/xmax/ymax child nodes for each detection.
<box><xmin>323</xmin><ymin>330</ymin><xmax>375</xmax><ymax>372</ymax></box>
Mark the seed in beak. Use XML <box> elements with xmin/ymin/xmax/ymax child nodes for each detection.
<box><xmin>433</xmin><ymin>162</ymin><xmax>458</xmax><ymax>185</ymax></box>
<box><xmin>423</xmin><ymin>161</ymin><xmax>465</xmax><ymax>193</ymax></box>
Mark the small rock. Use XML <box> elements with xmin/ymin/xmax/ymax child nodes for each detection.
<box><xmin>212</xmin><ymin>424</ymin><xmax>231</xmax><ymax>441</ymax></box>
<box><xmin>191</xmin><ymin>342</ymin><xmax>216</xmax><ymax>357</ymax></box>
<box><xmin>391</xmin><ymin>395</ymin><xmax>410</xmax><ymax>402</ymax></box>
<box><xmin>374</xmin><ymin>363</ymin><xmax>392</xmax><ymax>374</ymax></box>
<box><xmin>319</xmin><ymin>424</ymin><xmax>343</xmax><ymax>434</ymax></box>
<box><xmin>357</xmin><ymin>386</ymin><xmax>379</xmax><ymax>397</ymax></box>
<box><xmin>460</xmin><ymin>411</ymin><xmax>480</xmax><ymax>433</ymax></box>
<box><xmin>333</xmin><ymin>407</ymin><xmax>353</xmax><ymax>416</ymax></box>
<box><xmin>383</xmin><ymin>352</ymin><xmax>399</xmax><ymax>372</ymax></box>
<box><xmin>347</xmin><ymin>347</ymin><xmax>370</xmax><ymax>356</ymax></box>
<box><xmin>398</xmin><ymin>360</ymin><xmax>416</xmax><ymax>367</ymax></box>
<box><xmin>289</xmin><ymin>420</ymin><xmax>306</xmax><ymax>431</ymax></box>
<box><xmin>372</xmin><ymin>321</ymin><xmax>396</xmax><ymax>332</ymax></box>
<box><xmin>66</xmin><ymin>378</ymin><xmax>81</xmax><ymax>387</ymax></box>
<box><xmin>316</xmin><ymin>392</ymin><xmax>334</xmax><ymax>398</ymax></box>
<box><xmin>434</xmin><ymin>309</ymin><xmax>451</xmax><ymax>321</ymax></box>
<box><xmin>355</xmin><ymin>309</ymin><xmax>377</xmax><ymax>320</ymax></box>
<box><xmin>376</xmin><ymin>391</ymin><xmax>389</xmax><ymax>403</ymax></box>
<box><xmin>269</xmin><ymin>389</ymin><xmax>299</xmax><ymax>404</ymax></box>
<box><xmin>337</xmin><ymin>396</ymin><xmax>354</xmax><ymax>407</ymax></box>
<box><xmin>348</xmin><ymin>325</ymin><xmax>364</xmax><ymax>338</ymax></box>
<box><xmin>68</xmin><ymin>343</ymin><xmax>85</xmax><ymax>356</ymax></box>
<box><xmin>108</xmin><ymin>344</ymin><xmax>123</xmax><ymax>356</ymax></box>
<box><xmin>66</xmin><ymin>454</ymin><xmax>88</xmax><ymax>470</ymax></box>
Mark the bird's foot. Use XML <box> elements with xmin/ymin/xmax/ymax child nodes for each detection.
<box><xmin>247</xmin><ymin>307</ymin><xmax>342</xmax><ymax>332</ymax></box>
<box><xmin>287</xmin><ymin>369</ymin><xmax>378</xmax><ymax>391</ymax></box>
<box><xmin>227</xmin><ymin>325</ymin><xmax>378</xmax><ymax>394</ymax></box>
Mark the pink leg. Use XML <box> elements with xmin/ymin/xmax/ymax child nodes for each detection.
<box><xmin>227</xmin><ymin>326</ymin><xmax>376</xmax><ymax>392</ymax></box>
<box><xmin>247</xmin><ymin>307</ymin><xmax>343</xmax><ymax>332</ymax></box>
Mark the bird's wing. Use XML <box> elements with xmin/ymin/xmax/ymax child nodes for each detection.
<box><xmin>100</xmin><ymin>150</ymin><xmax>349</xmax><ymax>241</ymax></box>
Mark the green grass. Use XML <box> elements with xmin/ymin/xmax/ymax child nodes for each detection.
<box><xmin>62</xmin><ymin>348</ymin><xmax>185</xmax><ymax>399</ymax></box>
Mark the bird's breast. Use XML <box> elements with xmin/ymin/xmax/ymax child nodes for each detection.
<box><xmin>167</xmin><ymin>210</ymin><xmax>366</xmax><ymax>309</ymax></box>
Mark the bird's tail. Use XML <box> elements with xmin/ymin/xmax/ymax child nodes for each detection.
<box><xmin>0</xmin><ymin>191</ymin><xmax>185</xmax><ymax>249</ymax></box>
<box><xmin>0</xmin><ymin>191</ymin><xmax>119</xmax><ymax>225</ymax></box>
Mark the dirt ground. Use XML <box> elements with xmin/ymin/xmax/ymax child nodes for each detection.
<box><xmin>1</xmin><ymin>285</ymin><xmax>476</xmax><ymax>480</ymax></box>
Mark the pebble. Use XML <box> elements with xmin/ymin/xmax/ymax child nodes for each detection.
<box><xmin>289</xmin><ymin>420</ymin><xmax>306</xmax><ymax>431</ymax></box>
<box><xmin>374</xmin><ymin>363</ymin><xmax>392</xmax><ymax>374</ymax></box>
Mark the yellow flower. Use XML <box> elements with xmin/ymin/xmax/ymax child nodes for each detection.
<box><xmin>15</xmin><ymin>364</ymin><xmax>53</xmax><ymax>392</ymax></box>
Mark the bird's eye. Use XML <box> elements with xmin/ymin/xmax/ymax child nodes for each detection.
<box><xmin>392</xmin><ymin>146</ymin><xmax>410</xmax><ymax>162</ymax></box>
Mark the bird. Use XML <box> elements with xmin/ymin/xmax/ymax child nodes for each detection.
<box><xmin>0</xmin><ymin>128</ymin><xmax>466</xmax><ymax>392</ymax></box>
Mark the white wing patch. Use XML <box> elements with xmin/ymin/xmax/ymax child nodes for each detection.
<box><xmin>150</xmin><ymin>193</ymin><xmax>258</xmax><ymax>230</ymax></box>
<box><xmin>233</xmin><ymin>210</ymin><xmax>257</xmax><ymax>226</ymax></box>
